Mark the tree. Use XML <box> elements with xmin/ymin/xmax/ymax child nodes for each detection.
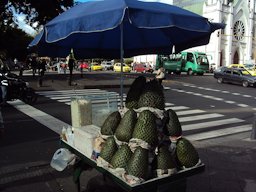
<box><xmin>0</xmin><ymin>0</ymin><xmax>74</xmax><ymax>61</ymax></box>
<box><xmin>0</xmin><ymin>0</ymin><xmax>74</xmax><ymax>31</ymax></box>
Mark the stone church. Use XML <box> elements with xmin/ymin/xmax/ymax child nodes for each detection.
<box><xmin>134</xmin><ymin>0</ymin><xmax>256</xmax><ymax>68</ymax></box>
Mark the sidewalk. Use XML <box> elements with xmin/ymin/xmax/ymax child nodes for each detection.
<box><xmin>1</xmin><ymin>71</ymin><xmax>256</xmax><ymax>192</ymax></box>
<box><xmin>20</xmin><ymin>71</ymin><xmax>135</xmax><ymax>91</ymax></box>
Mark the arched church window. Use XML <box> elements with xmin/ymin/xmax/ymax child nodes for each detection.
<box><xmin>233</xmin><ymin>20</ymin><xmax>245</xmax><ymax>41</ymax></box>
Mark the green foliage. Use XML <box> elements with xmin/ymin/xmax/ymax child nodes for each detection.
<box><xmin>0</xmin><ymin>0</ymin><xmax>74</xmax><ymax>30</ymax></box>
<box><xmin>0</xmin><ymin>0</ymin><xmax>74</xmax><ymax>60</ymax></box>
<box><xmin>0</xmin><ymin>27</ymin><xmax>33</xmax><ymax>61</ymax></box>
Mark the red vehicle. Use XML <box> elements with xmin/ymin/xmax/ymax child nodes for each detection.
<box><xmin>79</xmin><ymin>62</ymin><xmax>90</xmax><ymax>70</ymax></box>
<box><xmin>134</xmin><ymin>63</ymin><xmax>153</xmax><ymax>73</ymax></box>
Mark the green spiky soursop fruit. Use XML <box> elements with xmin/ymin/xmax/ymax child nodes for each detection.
<box><xmin>154</xmin><ymin>145</ymin><xmax>176</xmax><ymax>170</ymax></box>
<box><xmin>138</xmin><ymin>79</ymin><xmax>165</xmax><ymax>110</ymax></box>
<box><xmin>163</xmin><ymin>109</ymin><xmax>182</xmax><ymax>137</ymax></box>
<box><xmin>110</xmin><ymin>144</ymin><xmax>132</xmax><ymax>169</ymax></box>
<box><xmin>126</xmin><ymin>147</ymin><xmax>149</xmax><ymax>179</ymax></box>
<box><xmin>99</xmin><ymin>136</ymin><xmax>118</xmax><ymax>163</ymax></box>
<box><xmin>132</xmin><ymin>110</ymin><xmax>158</xmax><ymax>147</ymax></box>
<box><xmin>176</xmin><ymin>137</ymin><xmax>199</xmax><ymax>168</ymax></box>
<box><xmin>101</xmin><ymin>111</ymin><xmax>121</xmax><ymax>135</ymax></box>
<box><xmin>115</xmin><ymin>109</ymin><xmax>137</xmax><ymax>142</ymax></box>
<box><xmin>125</xmin><ymin>76</ymin><xmax>147</xmax><ymax>109</ymax></box>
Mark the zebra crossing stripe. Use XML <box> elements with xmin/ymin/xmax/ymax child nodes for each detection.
<box><xmin>165</xmin><ymin>106</ymin><xmax>190</xmax><ymax>111</ymax></box>
<box><xmin>8</xmin><ymin>100</ymin><xmax>68</xmax><ymax>134</ymax></box>
<box><xmin>182</xmin><ymin>118</ymin><xmax>244</xmax><ymax>131</ymax></box>
<box><xmin>176</xmin><ymin>109</ymin><xmax>205</xmax><ymax>116</ymax></box>
<box><xmin>165</xmin><ymin>103</ymin><xmax>174</xmax><ymax>106</ymax></box>
<box><xmin>50</xmin><ymin>93</ymin><xmax>120</xmax><ymax>100</ymax></box>
<box><xmin>35</xmin><ymin>89</ymin><xmax>101</xmax><ymax>94</ymax></box>
<box><xmin>179</xmin><ymin>113</ymin><xmax>224</xmax><ymax>123</ymax></box>
<box><xmin>185</xmin><ymin>124</ymin><xmax>252</xmax><ymax>141</ymax></box>
<box><xmin>34</xmin><ymin>89</ymin><xmax>251</xmax><ymax>140</ymax></box>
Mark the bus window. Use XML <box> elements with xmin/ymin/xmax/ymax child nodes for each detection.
<box><xmin>197</xmin><ymin>55</ymin><xmax>209</xmax><ymax>65</ymax></box>
<box><xmin>187</xmin><ymin>53</ymin><xmax>194</xmax><ymax>63</ymax></box>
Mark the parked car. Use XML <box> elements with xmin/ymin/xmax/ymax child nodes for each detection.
<box><xmin>228</xmin><ymin>63</ymin><xmax>256</xmax><ymax>76</ymax></box>
<box><xmin>214</xmin><ymin>66</ymin><xmax>256</xmax><ymax>87</ymax></box>
<box><xmin>101</xmin><ymin>61</ymin><xmax>113</xmax><ymax>70</ymax></box>
<box><xmin>134</xmin><ymin>63</ymin><xmax>153</xmax><ymax>73</ymax></box>
<box><xmin>90</xmin><ymin>63</ymin><xmax>103</xmax><ymax>71</ymax></box>
<box><xmin>113</xmin><ymin>63</ymin><xmax>131</xmax><ymax>72</ymax></box>
<box><xmin>79</xmin><ymin>62</ymin><xmax>90</xmax><ymax>70</ymax></box>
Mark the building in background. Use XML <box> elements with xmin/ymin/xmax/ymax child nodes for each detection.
<box><xmin>134</xmin><ymin>0</ymin><xmax>256</xmax><ymax>68</ymax></box>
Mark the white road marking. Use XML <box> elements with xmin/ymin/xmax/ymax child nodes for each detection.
<box><xmin>176</xmin><ymin>109</ymin><xmax>205</xmax><ymax>116</ymax></box>
<box><xmin>8</xmin><ymin>100</ymin><xmax>68</xmax><ymax>134</ymax></box>
<box><xmin>182</xmin><ymin>118</ymin><xmax>244</xmax><ymax>131</ymax></box>
<box><xmin>171</xmin><ymin>88</ymin><xmax>255</xmax><ymax>110</ymax></box>
<box><xmin>31</xmin><ymin>89</ymin><xmax>252</xmax><ymax>141</ymax></box>
<box><xmin>179</xmin><ymin>113</ymin><xmax>224</xmax><ymax>123</ymax></box>
<box><xmin>165</xmin><ymin>103</ymin><xmax>174</xmax><ymax>106</ymax></box>
<box><xmin>225</xmin><ymin>100</ymin><xmax>236</xmax><ymax>104</ymax></box>
<box><xmin>237</xmin><ymin>104</ymin><xmax>249</xmax><ymax>107</ymax></box>
<box><xmin>186</xmin><ymin>124</ymin><xmax>252</xmax><ymax>141</ymax></box>
<box><xmin>165</xmin><ymin>106</ymin><xmax>190</xmax><ymax>111</ymax></box>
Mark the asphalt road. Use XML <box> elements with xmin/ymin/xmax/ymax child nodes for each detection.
<box><xmin>1</xmin><ymin>71</ymin><xmax>255</xmax><ymax>191</ymax></box>
<box><xmin>11</xmin><ymin>71</ymin><xmax>254</xmax><ymax>143</ymax></box>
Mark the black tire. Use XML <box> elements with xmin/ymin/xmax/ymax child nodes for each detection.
<box><xmin>22</xmin><ymin>88</ymin><xmax>37</xmax><ymax>105</ymax></box>
<box><xmin>187</xmin><ymin>69</ymin><xmax>193</xmax><ymax>75</ymax></box>
<box><xmin>242</xmin><ymin>81</ymin><xmax>249</xmax><ymax>87</ymax></box>
<box><xmin>217</xmin><ymin>78</ymin><xmax>223</xmax><ymax>84</ymax></box>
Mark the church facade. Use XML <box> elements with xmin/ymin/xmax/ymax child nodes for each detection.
<box><xmin>134</xmin><ymin>0</ymin><xmax>256</xmax><ymax>68</ymax></box>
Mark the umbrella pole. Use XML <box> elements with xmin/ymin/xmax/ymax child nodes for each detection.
<box><xmin>120</xmin><ymin>22</ymin><xmax>124</xmax><ymax>109</ymax></box>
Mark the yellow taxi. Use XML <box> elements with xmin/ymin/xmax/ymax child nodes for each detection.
<box><xmin>113</xmin><ymin>63</ymin><xmax>131</xmax><ymax>72</ymax></box>
<box><xmin>90</xmin><ymin>63</ymin><xmax>103</xmax><ymax>71</ymax></box>
<box><xmin>228</xmin><ymin>63</ymin><xmax>256</xmax><ymax>76</ymax></box>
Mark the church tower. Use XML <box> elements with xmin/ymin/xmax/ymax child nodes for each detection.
<box><xmin>202</xmin><ymin>0</ymin><xmax>256</xmax><ymax>66</ymax></box>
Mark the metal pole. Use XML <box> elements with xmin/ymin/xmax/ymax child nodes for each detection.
<box><xmin>251</xmin><ymin>113</ymin><xmax>256</xmax><ymax>140</ymax></box>
<box><xmin>120</xmin><ymin>22</ymin><xmax>124</xmax><ymax>109</ymax></box>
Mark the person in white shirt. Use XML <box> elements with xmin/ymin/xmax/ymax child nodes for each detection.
<box><xmin>155</xmin><ymin>67</ymin><xmax>165</xmax><ymax>85</ymax></box>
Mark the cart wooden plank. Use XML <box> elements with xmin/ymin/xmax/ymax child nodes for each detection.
<box><xmin>60</xmin><ymin>140</ymin><xmax>205</xmax><ymax>192</ymax></box>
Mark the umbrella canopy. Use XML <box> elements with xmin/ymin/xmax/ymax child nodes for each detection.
<box><xmin>29</xmin><ymin>0</ymin><xmax>225</xmax><ymax>108</ymax></box>
<box><xmin>29</xmin><ymin>0</ymin><xmax>225</xmax><ymax>59</ymax></box>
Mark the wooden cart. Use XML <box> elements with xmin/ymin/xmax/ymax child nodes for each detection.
<box><xmin>60</xmin><ymin>140</ymin><xmax>205</xmax><ymax>192</ymax></box>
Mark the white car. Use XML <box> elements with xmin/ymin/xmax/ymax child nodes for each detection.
<box><xmin>101</xmin><ymin>61</ymin><xmax>113</xmax><ymax>70</ymax></box>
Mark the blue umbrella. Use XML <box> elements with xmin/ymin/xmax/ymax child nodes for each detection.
<box><xmin>29</xmin><ymin>0</ymin><xmax>225</xmax><ymax>107</ymax></box>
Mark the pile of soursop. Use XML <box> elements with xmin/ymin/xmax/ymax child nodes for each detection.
<box><xmin>96</xmin><ymin>76</ymin><xmax>201</xmax><ymax>185</ymax></box>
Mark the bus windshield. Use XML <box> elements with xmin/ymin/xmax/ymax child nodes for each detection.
<box><xmin>197</xmin><ymin>55</ymin><xmax>209</xmax><ymax>65</ymax></box>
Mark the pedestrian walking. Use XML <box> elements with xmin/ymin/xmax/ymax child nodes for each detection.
<box><xmin>68</xmin><ymin>53</ymin><xmax>75</xmax><ymax>86</ymax></box>
<box><xmin>38</xmin><ymin>59</ymin><xmax>47</xmax><ymax>87</ymax></box>
<box><xmin>31</xmin><ymin>57</ymin><xmax>38</xmax><ymax>77</ymax></box>
<box><xmin>155</xmin><ymin>67</ymin><xmax>165</xmax><ymax>85</ymax></box>
<box><xmin>0</xmin><ymin>107</ymin><xmax>4</xmax><ymax>137</ymax></box>
<box><xmin>0</xmin><ymin>59</ymin><xmax>8</xmax><ymax>105</ymax></box>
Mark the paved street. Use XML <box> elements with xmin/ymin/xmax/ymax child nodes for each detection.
<box><xmin>1</xmin><ymin>71</ymin><xmax>256</xmax><ymax>192</ymax></box>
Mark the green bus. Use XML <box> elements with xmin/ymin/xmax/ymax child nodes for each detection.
<box><xmin>156</xmin><ymin>51</ymin><xmax>209</xmax><ymax>75</ymax></box>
